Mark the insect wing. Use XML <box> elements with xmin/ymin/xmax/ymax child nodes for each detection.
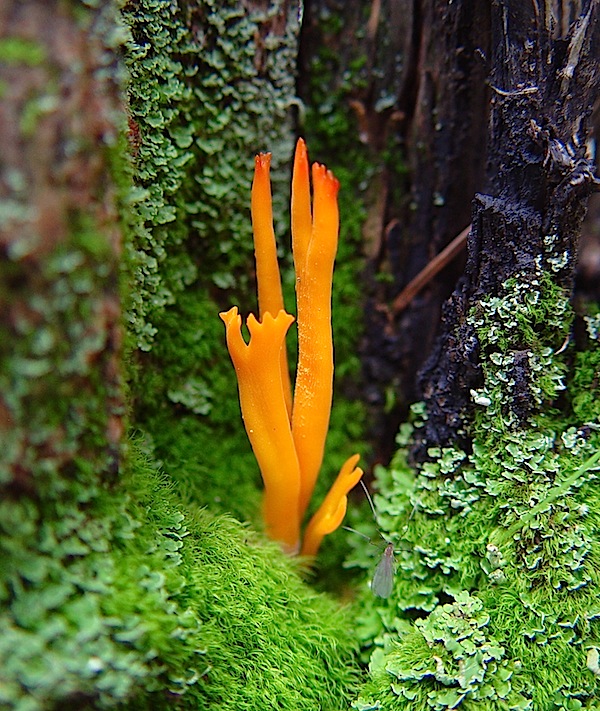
<box><xmin>372</xmin><ymin>543</ymin><xmax>395</xmax><ymax>598</ymax></box>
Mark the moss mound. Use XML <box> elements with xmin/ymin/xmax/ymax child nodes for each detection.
<box><xmin>350</xmin><ymin>276</ymin><xmax>600</xmax><ymax>709</ymax></box>
<box><xmin>0</xmin><ymin>442</ymin><xmax>359</xmax><ymax>710</ymax></box>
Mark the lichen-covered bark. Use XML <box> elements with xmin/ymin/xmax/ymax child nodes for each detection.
<box><xmin>0</xmin><ymin>1</ymin><xmax>124</xmax><ymax>493</ymax></box>
<box><xmin>122</xmin><ymin>0</ymin><xmax>301</xmax><ymax>352</ymax></box>
<box><xmin>416</xmin><ymin>0</ymin><xmax>600</xmax><ymax>457</ymax></box>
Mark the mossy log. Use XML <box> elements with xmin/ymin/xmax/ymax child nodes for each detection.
<box><xmin>418</xmin><ymin>0</ymin><xmax>600</xmax><ymax>454</ymax></box>
<box><xmin>0</xmin><ymin>0</ymin><xmax>124</xmax><ymax>497</ymax></box>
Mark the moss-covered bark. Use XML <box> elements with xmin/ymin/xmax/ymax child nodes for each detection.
<box><xmin>0</xmin><ymin>0</ymin><xmax>124</xmax><ymax>500</ymax></box>
<box><xmin>351</xmin><ymin>2</ymin><xmax>600</xmax><ymax>708</ymax></box>
<box><xmin>0</xmin><ymin>2</ymin><xmax>362</xmax><ymax>709</ymax></box>
<box><xmin>122</xmin><ymin>0</ymin><xmax>369</xmax><ymax>556</ymax></box>
<box><xmin>6</xmin><ymin>1</ymin><xmax>598</xmax><ymax>709</ymax></box>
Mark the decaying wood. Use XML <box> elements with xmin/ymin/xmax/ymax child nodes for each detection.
<box><xmin>359</xmin><ymin>0</ymin><xmax>491</xmax><ymax>462</ymax></box>
<box><xmin>415</xmin><ymin>0</ymin><xmax>600</xmax><ymax>457</ymax></box>
<box><xmin>281</xmin><ymin>1</ymin><xmax>600</xmax><ymax>464</ymax></box>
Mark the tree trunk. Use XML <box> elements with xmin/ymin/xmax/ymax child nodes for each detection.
<box><xmin>416</xmin><ymin>0</ymin><xmax>600</xmax><ymax>457</ymax></box>
<box><xmin>353</xmin><ymin>3</ymin><xmax>600</xmax><ymax>706</ymax></box>
<box><xmin>301</xmin><ymin>0</ymin><xmax>599</xmax><ymax>467</ymax></box>
<box><xmin>0</xmin><ymin>0</ymin><xmax>124</xmax><ymax>493</ymax></box>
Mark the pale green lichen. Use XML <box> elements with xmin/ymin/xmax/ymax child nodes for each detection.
<box><xmin>354</xmin><ymin>592</ymin><xmax>528</xmax><ymax>710</ymax></box>
<box><xmin>350</xmin><ymin>268</ymin><xmax>600</xmax><ymax>708</ymax></box>
<box><xmin>121</xmin><ymin>0</ymin><xmax>300</xmax><ymax>351</ymax></box>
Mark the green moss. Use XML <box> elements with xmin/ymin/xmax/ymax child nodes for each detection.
<box><xmin>122</xmin><ymin>444</ymin><xmax>360</xmax><ymax>711</ymax></box>
<box><xmin>0</xmin><ymin>37</ymin><xmax>46</xmax><ymax>65</ymax></box>
<box><xmin>0</xmin><ymin>442</ymin><xmax>359</xmax><ymax>710</ymax></box>
<box><xmin>132</xmin><ymin>286</ymin><xmax>263</xmax><ymax>525</ymax></box>
<box><xmin>349</xmin><ymin>269</ymin><xmax>600</xmax><ymax>708</ymax></box>
<box><xmin>354</xmin><ymin>592</ymin><xmax>529</xmax><ymax>710</ymax></box>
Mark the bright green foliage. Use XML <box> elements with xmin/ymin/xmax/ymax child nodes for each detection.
<box><xmin>1</xmin><ymin>1</ymin><xmax>363</xmax><ymax>708</ymax></box>
<box><xmin>353</xmin><ymin>592</ymin><xmax>528</xmax><ymax>710</ymax></box>
<box><xmin>0</xmin><ymin>443</ymin><xmax>358</xmax><ymax>710</ymax></box>
<box><xmin>350</xmin><ymin>269</ymin><xmax>600</xmax><ymax>709</ymax></box>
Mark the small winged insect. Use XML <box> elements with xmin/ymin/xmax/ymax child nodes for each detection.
<box><xmin>371</xmin><ymin>541</ymin><xmax>396</xmax><ymax>598</ymax></box>
<box><xmin>345</xmin><ymin>481</ymin><xmax>404</xmax><ymax>599</ymax></box>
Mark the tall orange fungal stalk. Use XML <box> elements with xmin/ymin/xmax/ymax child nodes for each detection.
<box><xmin>291</xmin><ymin>140</ymin><xmax>340</xmax><ymax>519</ymax></box>
<box><xmin>220</xmin><ymin>138</ymin><xmax>362</xmax><ymax>556</ymax></box>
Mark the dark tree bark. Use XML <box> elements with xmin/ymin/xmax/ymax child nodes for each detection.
<box><xmin>365</xmin><ymin>0</ymin><xmax>492</xmax><ymax>461</ymax></box>
<box><xmin>416</xmin><ymin>0</ymin><xmax>600</xmax><ymax>457</ymax></box>
<box><xmin>300</xmin><ymin>0</ymin><xmax>492</xmax><ymax>462</ymax></box>
<box><xmin>300</xmin><ymin>0</ymin><xmax>599</xmax><ymax>466</ymax></box>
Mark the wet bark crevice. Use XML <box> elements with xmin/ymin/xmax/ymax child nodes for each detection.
<box><xmin>355</xmin><ymin>0</ymin><xmax>492</xmax><ymax>462</ymax></box>
<box><xmin>300</xmin><ymin>1</ymin><xmax>600</xmax><ymax>464</ymax></box>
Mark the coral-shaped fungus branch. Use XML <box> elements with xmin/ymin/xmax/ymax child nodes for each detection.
<box><xmin>220</xmin><ymin>139</ymin><xmax>362</xmax><ymax>555</ymax></box>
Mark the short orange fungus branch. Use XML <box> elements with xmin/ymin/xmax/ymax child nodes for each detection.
<box><xmin>301</xmin><ymin>454</ymin><xmax>363</xmax><ymax>557</ymax></box>
<box><xmin>220</xmin><ymin>138</ymin><xmax>361</xmax><ymax>556</ymax></box>
<box><xmin>219</xmin><ymin>307</ymin><xmax>301</xmax><ymax>552</ymax></box>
